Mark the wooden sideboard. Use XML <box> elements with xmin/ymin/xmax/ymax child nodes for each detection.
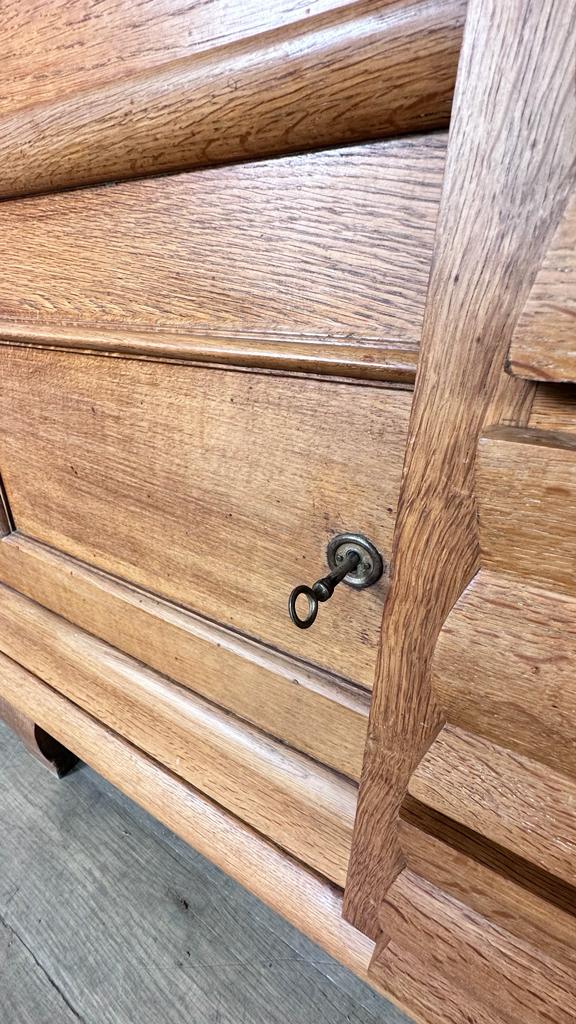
<box><xmin>0</xmin><ymin>1</ymin><xmax>574</xmax><ymax>1021</ymax></box>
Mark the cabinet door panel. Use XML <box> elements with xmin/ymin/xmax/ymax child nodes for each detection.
<box><xmin>0</xmin><ymin>346</ymin><xmax>410</xmax><ymax>687</ymax></box>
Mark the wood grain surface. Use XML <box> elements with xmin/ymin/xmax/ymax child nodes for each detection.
<box><xmin>399</xmin><ymin>812</ymin><xmax>576</xmax><ymax>968</ymax></box>
<box><xmin>0</xmin><ymin>347</ymin><xmax>411</xmax><ymax>688</ymax></box>
<box><xmin>409</xmin><ymin>725</ymin><xmax>576</xmax><ymax>888</ymax></box>
<box><xmin>432</xmin><ymin>569</ymin><xmax>576</xmax><ymax>780</ymax></box>
<box><xmin>509</xmin><ymin>191</ymin><xmax>576</xmax><ymax>381</ymax></box>
<box><xmin>345</xmin><ymin>0</ymin><xmax>576</xmax><ymax>936</ymax></box>
<box><xmin>0</xmin><ymin>0</ymin><xmax>463</xmax><ymax>198</ymax></box>
<box><xmin>477</xmin><ymin>426</ymin><xmax>576</xmax><ymax>597</ymax></box>
<box><xmin>0</xmin><ymin>0</ymin><xmax>354</xmax><ymax>115</ymax></box>
<box><xmin>0</xmin><ymin>650</ymin><xmax>378</xmax><ymax>989</ymax></box>
<box><xmin>0</xmin><ymin>584</ymin><xmax>357</xmax><ymax>885</ymax></box>
<box><xmin>371</xmin><ymin>869</ymin><xmax>576</xmax><ymax>1024</ymax></box>
<box><xmin>529</xmin><ymin>383</ymin><xmax>576</xmax><ymax>432</ymax></box>
<box><xmin>0</xmin><ymin>920</ymin><xmax>81</xmax><ymax>1024</ymax></box>
<box><xmin>0</xmin><ymin>135</ymin><xmax>445</xmax><ymax>380</ymax></box>
<box><xmin>0</xmin><ymin>533</ymin><xmax>369</xmax><ymax>780</ymax></box>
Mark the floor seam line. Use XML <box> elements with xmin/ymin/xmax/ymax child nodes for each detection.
<box><xmin>0</xmin><ymin>909</ymin><xmax>88</xmax><ymax>1024</ymax></box>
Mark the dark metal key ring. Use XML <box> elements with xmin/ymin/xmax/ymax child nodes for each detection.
<box><xmin>288</xmin><ymin>584</ymin><xmax>320</xmax><ymax>629</ymax></box>
<box><xmin>288</xmin><ymin>534</ymin><xmax>385</xmax><ymax>631</ymax></box>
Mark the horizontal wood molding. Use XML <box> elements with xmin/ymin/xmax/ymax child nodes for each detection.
<box><xmin>0</xmin><ymin>532</ymin><xmax>369</xmax><ymax>780</ymax></box>
<box><xmin>372</xmin><ymin>869</ymin><xmax>576</xmax><ymax>1024</ymax></box>
<box><xmin>0</xmin><ymin>650</ymin><xmax>376</xmax><ymax>985</ymax></box>
<box><xmin>409</xmin><ymin>725</ymin><xmax>576</xmax><ymax>889</ymax></box>
<box><xmin>0</xmin><ymin>583</ymin><xmax>357</xmax><ymax>885</ymax></box>
<box><xmin>0</xmin><ymin>0</ymin><xmax>368</xmax><ymax>116</ymax></box>
<box><xmin>399</xmin><ymin>809</ymin><xmax>576</xmax><ymax>966</ymax></box>
<box><xmin>432</xmin><ymin>569</ymin><xmax>576</xmax><ymax>780</ymax></box>
<box><xmin>0</xmin><ymin>0</ymin><xmax>464</xmax><ymax>198</ymax></box>
<box><xmin>0</xmin><ymin>136</ymin><xmax>445</xmax><ymax>362</ymax></box>
<box><xmin>509</xmin><ymin>190</ymin><xmax>576</xmax><ymax>382</ymax></box>
<box><xmin>0</xmin><ymin>323</ymin><xmax>417</xmax><ymax>385</ymax></box>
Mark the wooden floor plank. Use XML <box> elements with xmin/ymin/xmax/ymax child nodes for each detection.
<box><xmin>0</xmin><ymin>920</ymin><xmax>82</xmax><ymax>1024</ymax></box>
<box><xmin>0</xmin><ymin>722</ymin><xmax>408</xmax><ymax>1024</ymax></box>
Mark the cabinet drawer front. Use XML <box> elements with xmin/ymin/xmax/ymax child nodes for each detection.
<box><xmin>0</xmin><ymin>135</ymin><xmax>445</xmax><ymax>379</ymax></box>
<box><xmin>0</xmin><ymin>346</ymin><xmax>410</xmax><ymax>686</ymax></box>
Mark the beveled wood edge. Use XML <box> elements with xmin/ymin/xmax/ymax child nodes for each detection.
<box><xmin>0</xmin><ymin>532</ymin><xmax>370</xmax><ymax>717</ymax></box>
<box><xmin>0</xmin><ymin>0</ymin><xmax>465</xmax><ymax>199</ymax></box>
<box><xmin>0</xmin><ymin>650</ymin><xmax>381</xmax><ymax>988</ymax></box>
<box><xmin>507</xmin><ymin>188</ymin><xmax>576</xmax><ymax>383</ymax></box>
<box><xmin>0</xmin><ymin>581</ymin><xmax>357</xmax><ymax>884</ymax></box>
<box><xmin>506</xmin><ymin>353</ymin><xmax>576</xmax><ymax>383</ymax></box>
<box><xmin>431</xmin><ymin>566</ymin><xmax>576</xmax><ymax>779</ymax></box>
<box><xmin>480</xmin><ymin>424</ymin><xmax>576</xmax><ymax>449</ymax></box>
<box><xmin>408</xmin><ymin>723</ymin><xmax>576</xmax><ymax>888</ymax></box>
<box><xmin>0</xmin><ymin>692</ymin><xmax>78</xmax><ymax>776</ymax></box>
<box><xmin>371</xmin><ymin>867</ymin><xmax>576</xmax><ymax>1023</ymax></box>
<box><xmin>0</xmin><ymin>531</ymin><xmax>370</xmax><ymax>779</ymax></box>
<box><xmin>400</xmin><ymin>794</ymin><xmax>576</xmax><ymax>919</ymax></box>
<box><xmin>0</xmin><ymin>322</ymin><xmax>418</xmax><ymax>385</ymax></box>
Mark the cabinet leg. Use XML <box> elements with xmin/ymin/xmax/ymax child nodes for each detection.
<box><xmin>0</xmin><ymin>694</ymin><xmax>78</xmax><ymax>777</ymax></box>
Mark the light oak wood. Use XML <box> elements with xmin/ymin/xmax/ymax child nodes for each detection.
<box><xmin>0</xmin><ymin>584</ymin><xmax>357</xmax><ymax>885</ymax></box>
<box><xmin>0</xmin><ymin>650</ymin><xmax>376</xmax><ymax>988</ymax></box>
<box><xmin>345</xmin><ymin>0</ymin><xmax>576</xmax><ymax>936</ymax></box>
<box><xmin>0</xmin><ymin>0</ymin><xmax>355</xmax><ymax>116</ymax></box>
<box><xmin>371</xmin><ymin>869</ymin><xmax>576</xmax><ymax>1024</ymax></box>
<box><xmin>432</xmin><ymin>569</ymin><xmax>576</xmax><ymax>779</ymax></box>
<box><xmin>409</xmin><ymin>725</ymin><xmax>576</xmax><ymax>888</ymax></box>
<box><xmin>399</xmin><ymin>812</ymin><xmax>576</xmax><ymax>968</ymax></box>
<box><xmin>0</xmin><ymin>533</ymin><xmax>369</xmax><ymax>780</ymax></box>
<box><xmin>529</xmin><ymin>383</ymin><xmax>576</xmax><ymax>432</ymax></box>
<box><xmin>477</xmin><ymin>426</ymin><xmax>576</xmax><ymax>597</ymax></box>
<box><xmin>0</xmin><ymin>0</ymin><xmax>463</xmax><ymax>198</ymax></box>
<box><xmin>0</xmin><ymin>135</ymin><xmax>445</xmax><ymax>380</ymax></box>
<box><xmin>404</xmin><ymin>419</ymin><xmax>576</xmax><ymax>1001</ymax></box>
<box><xmin>0</xmin><ymin>2</ymin><xmax>574</xmax><ymax>1017</ymax></box>
<box><xmin>0</xmin><ymin>347</ymin><xmax>411</xmax><ymax>688</ymax></box>
<box><xmin>0</xmin><ymin>694</ymin><xmax>77</xmax><ymax>777</ymax></box>
<box><xmin>509</xmin><ymin>191</ymin><xmax>576</xmax><ymax>382</ymax></box>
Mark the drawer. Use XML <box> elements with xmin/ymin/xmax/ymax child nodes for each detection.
<box><xmin>0</xmin><ymin>134</ymin><xmax>445</xmax><ymax>376</ymax></box>
<box><xmin>0</xmin><ymin>345</ymin><xmax>410</xmax><ymax>687</ymax></box>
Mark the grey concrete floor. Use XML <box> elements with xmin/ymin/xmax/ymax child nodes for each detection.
<box><xmin>0</xmin><ymin>720</ymin><xmax>410</xmax><ymax>1024</ymax></box>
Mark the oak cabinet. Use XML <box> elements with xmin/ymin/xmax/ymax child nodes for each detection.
<box><xmin>0</xmin><ymin>1</ymin><xmax>575</xmax><ymax>1022</ymax></box>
